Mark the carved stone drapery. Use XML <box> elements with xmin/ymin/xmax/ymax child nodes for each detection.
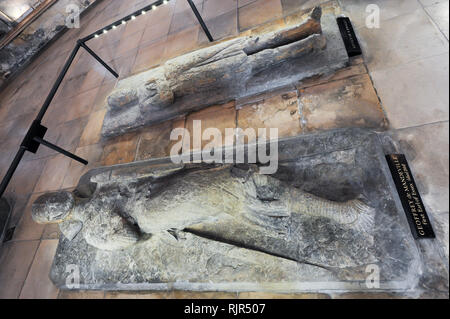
<box><xmin>102</xmin><ymin>7</ymin><xmax>349</xmax><ymax>137</ymax></box>
<box><xmin>31</xmin><ymin>129</ymin><xmax>449</xmax><ymax>294</ymax></box>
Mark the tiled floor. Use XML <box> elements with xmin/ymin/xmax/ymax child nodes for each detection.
<box><xmin>0</xmin><ymin>0</ymin><xmax>448</xmax><ymax>299</ymax></box>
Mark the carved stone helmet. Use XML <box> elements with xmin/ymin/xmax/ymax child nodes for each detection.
<box><xmin>31</xmin><ymin>191</ymin><xmax>74</xmax><ymax>224</ymax></box>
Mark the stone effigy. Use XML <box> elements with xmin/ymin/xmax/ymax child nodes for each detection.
<box><xmin>34</xmin><ymin>164</ymin><xmax>375</xmax><ymax>266</ymax></box>
<box><xmin>32</xmin><ymin>129</ymin><xmax>449</xmax><ymax>295</ymax></box>
<box><xmin>102</xmin><ymin>7</ymin><xmax>349</xmax><ymax>137</ymax></box>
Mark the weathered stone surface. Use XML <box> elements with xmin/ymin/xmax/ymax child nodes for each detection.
<box><xmin>34</xmin><ymin>128</ymin><xmax>449</xmax><ymax>295</ymax></box>
<box><xmin>237</xmin><ymin>90</ymin><xmax>302</xmax><ymax>142</ymax></box>
<box><xmin>59</xmin><ymin>220</ymin><xmax>83</xmax><ymax>241</ymax></box>
<box><xmin>31</xmin><ymin>191</ymin><xmax>74</xmax><ymax>224</ymax></box>
<box><xmin>183</xmin><ymin>102</ymin><xmax>236</xmax><ymax>152</ymax></box>
<box><xmin>102</xmin><ymin>7</ymin><xmax>349</xmax><ymax>137</ymax></box>
<box><xmin>108</xmin><ymin>89</ymin><xmax>139</xmax><ymax>110</ymax></box>
<box><xmin>300</xmin><ymin>74</ymin><xmax>387</xmax><ymax>132</ymax></box>
<box><xmin>297</xmin><ymin>63</ymin><xmax>367</xmax><ymax>89</ymax></box>
<box><xmin>135</xmin><ymin>119</ymin><xmax>185</xmax><ymax>161</ymax></box>
<box><xmin>100</xmin><ymin>133</ymin><xmax>139</xmax><ymax>166</ymax></box>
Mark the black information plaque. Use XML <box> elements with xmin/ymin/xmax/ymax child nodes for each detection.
<box><xmin>386</xmin><ymin>154</ymin><xmax>435</xmax><ymax>239</ymax></box>
<box><xmin>337</xmin><ymin>17</ymin><xmax>362</xmax><ymax>57</ymax></box>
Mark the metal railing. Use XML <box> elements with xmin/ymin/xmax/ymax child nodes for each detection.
<box><xmin>0</xmin><ymin>0</ymin><xmax>213</xmax><ymax>198</ymax></box>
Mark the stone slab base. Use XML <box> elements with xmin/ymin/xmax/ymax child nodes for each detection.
<box><xmin>47</xmin><ymin>128</ymin><xmax>448</xmax><ymax>296</ymax></box>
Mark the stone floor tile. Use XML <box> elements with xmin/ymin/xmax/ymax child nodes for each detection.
<box><xmin>4</xmin><ymin>97</ymin><xmax>39</xmax><ymax>124</ymax></box>
<box><xmin>0</xmin><ymin>0</ymin><xmax>448</xmax><ymax>300</ymax></box>
<box><xmin>432</xmin><ymin>212</ymin><xmax>449</xmax><ymax>261</ymax></box>
<box><xmin>93</xmin><ymin>80</ymin><xmax>118</xmax><ymax>111</ymax></box>
<box><xmin>116</xmin><ymin>29</ymin><xmax>144</xmax><ymax>58</ymax></box>
<box><xmin>58</xmin><ymin>290</ymin><xmax>105</xmax><ymax>299</ymax></box>
<box><xmin>387</xmin><ymin>121</ymin><xmax>449</xmax><ymax>214</ymax></box>
<box><xmin>184</xmin><ymin>102</ymin><xmax>237</xmax><ymax>152</ymax></box>
<box><xmin>62</xmin><ymin>143</ymin><xmax>104</xmax><ymax>189</ymax></box>
<box><xmin>91</xmin><ymin>25</ymin><xmax>125</xmax><ymax>48</ymax></box>
<box><xmin>357</xmin><ymin>8</ymin><xmax>449</xmax><ymax>72</ymax></box>
<box><xmin>169</xmin><ymin>7</ymin><xmax>202</xmax><ymax>34</ymax></box>
<box><xmin>7</xmin><ymin>158</ymin><xmax>46</xmax><ymax>196</ymax></box>
<box><xmin>340</xmin><ymin>0</ymin><xmax>422</xmax><ymax>28</ymax></box>
<box><xmin>281</xmin><ymin>0</ymin><xmax>330</xmax><ymax>16</ymax></box>
<box><xmin>202</xmin><ymin>0</ymin><xmax>237</xmax><ymax>20</ymax></box>
<box><xmin>121</xmin><ymin>15</ymin><xmax>148</xmax><ymax>39</ymax></box>
<box><xmin>63</xmin><ymin>87</ymin><xmax>99</xmax><ymax>123</ymax></box>
<box><xmin>5</xmin><ymin>194</ymin><xmax>30</xmax><ymax>230</ymax></box>
<box><xmin>19</xmin><ymin>239</ymin><xmax>59</xmax><ymax>299</ymax></box>
<box><xmin>237</xmin><ymin>90</ymin><xmax>301</xmax><ymax>142</ymax></box>
<box><xmin>107</xmin><ymin>48</ymin><xmax>139</xmax><ymax>79</ymax></box>
<box><xmin>299</xmin><ymin>74</ymin><xmax>387</xmax><ymax>132</ymax></box>
<box><xmin>370</xmin><ymin>53</ymin><xmax>449</xmax><ymax>129</ymax></box>
<box><xmin>91</xmin><ymin>41</ymin><xmax>120</xmax><ymax>67</ymax></box>
<box><xmin>164</xmin><ymin>27</ymin><xmax>200</xmax><ymax>59</ymax></box>
<box><xmin>79</xmin><ymin>109</ymin><xmax>108</xmax><ymax>147</ymax></box>
<box><xmin>41</xmin><ymin>223</ymin><xmax>61</xmax><ymax>240</ymax></box>
<box><xmin>43</xmin><ymin>98</ymin><xmax>74</xmax><ymax>127</ymax></box>
<box><xmin>33</xmin><ymin>154</ymin><xmax>74</xmax><ymax>193</ymax></box>
<box><xmin>3</xmin><ymin>111</ymin><xmax>35</xmax><ymax>139</ymax></box>
<box><xmin>0</xmin><ymin>104</ymin><xmax>13</xmax><ymax>128</ymax></box>
<box><xmin>0</xmin><ymin>240</ymin><xmax>40</xmax><ymax>299</ymax></box>
<box><xmin>283</xmin><ymin>1</ymin><xmax>339</xmax><ymax>27</ymax></box>
<box><xmin>78</xmin><ymin>67</ymin><xmax>107</xmax><ymax>94</ymax></box>
<box><xmin>71</xmin><ymin>50</ymin><xmax>101</xmax><ymax>78</ymax></box>
<box><xmin>56</xmin><ymin>72</ymin><xmax>88</xmax><ymax>100</ymax></box>
<box><xmin>140</xmin><ymin>4</ymin><xmax>174</xmax><ymax>44</ymax></box>
<box><xmin>136</xmin><ymin>118</ymin><xmax>186</xmax><ymax>161</ymax></box>
<box><xmin>419</xmin><ymin>0</ymin><xmax>447</xmax><ymax>6</ymax></box>
<box><xmin>132</xmin><ymin>38</ymin><xmax>168</xmax><ymax>74</ymax></box>
<box><xmin>0</xmin><ymin>141</ymin><xmax>18</xmax><ymax>180</ymax></box>
<box><xmin>12</xmin><ymin>193</ymin><xmax>46</xmax><ymax>242</ymax></box>
<box><xmin>238</xmin><ymin>0</ymin><xmax>258</xmax><ymax>8</ymax></box>
<box><xmin>101</xmin><ymin>133</ymin><xmax>140</xmax><ymax>166</ymax></box>
<box><xmin>238</xmin><ymin>0</ymin><xmax>283</xmax><ymax>31</ymax></box>
<box><xmin>54</xmin><ymin>117</ymin><xmax>89</xmax><ymax>150</ymax></box>
<box><xmin>0</xmin><ymin>119</ymin><xmax>13</xmax><ymax>144</ymax></box>
<box><xmin>247</xmin><ymin>17</ymin><xmax>286</xmax><ymax>35</ymax></box>
<box><xmin>199</xmin><ymin>10</ymin><xmax>238</xmax><ymax>43</ymax></box>
<box><xmin>424</xmin><ymin>0</ymin><xmax>449</xmax><ymax>40</ymax></box>
<box><xmin>174</xmin><ymin>0</ymin><xmax>203</xmax><ymax>14</ymax></box>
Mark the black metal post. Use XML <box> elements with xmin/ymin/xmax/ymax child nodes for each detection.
<box><xmin>36</xmin><ymin>43</ymin><xmax>81</xmax><ymax>122</ymax></box>
<box><xmin>33</xmin><ymin>137</ymin><xmax>88</xmax><ymax>165</ymax></box>
<box><xmin>187</xmin><ymin>0</ymin><xmax>214</xmax><ymax>42</ymax></box>
<box><xmin>0</xmin><ymin>147</ymin><xmax>27</xmax><ymax>197</ymax></box>
<box><xmin>79</xmin><ymin>41</ymin><xmax>119</xmax><ymax>78</ymax></box>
